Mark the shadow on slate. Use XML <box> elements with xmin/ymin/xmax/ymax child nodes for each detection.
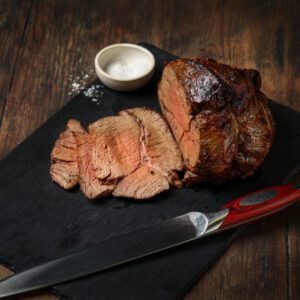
<box><xmin>0</xmin><ymin>43</ymin><xmax>300</xmax><ymax>300</ymax></box>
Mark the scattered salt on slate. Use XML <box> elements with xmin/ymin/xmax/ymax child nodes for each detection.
<box><xmin>83</xmin><ymin>85</ymin><xmax>104</xmax><ymax>105</ymax></box>
<box><xmin>68</xmin><ymin>68</ymin><xmax>105</xmax><ymax>105</ymax></box>
<box><xmin>68</xmin><ymin>70</ymin><xmax>94</xmax><ymax>94</ymax></box>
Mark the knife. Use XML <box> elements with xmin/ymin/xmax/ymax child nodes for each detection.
<box><xmin>0</xmin><ymin>184</ymin><xmax>299</xmax><ymax>298</ymax></box>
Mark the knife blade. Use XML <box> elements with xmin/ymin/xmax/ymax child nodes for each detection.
<box><xmin>0</xmin><ymin>184</ymin><xmax>299</xmax><ymax>298</ymax></box>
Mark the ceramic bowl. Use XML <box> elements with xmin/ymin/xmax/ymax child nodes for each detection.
<box><xmin>94</xmin><ymin>43</ymin><xmax>155</xmax><ymax>92</ymax></box>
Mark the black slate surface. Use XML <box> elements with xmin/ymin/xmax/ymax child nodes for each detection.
<box><xmin>0</xmin><ymin>43</ymin><xmax>300</xmax><ymax>300</ymax></box>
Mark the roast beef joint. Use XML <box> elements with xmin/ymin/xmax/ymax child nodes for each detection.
<box><xmin>158</xmin><ymin>58</ymin><xmax>275</xmax><ymax>184</ymax></box>
<box><xmin>51</xmin><ymin>58</ymin><xmax>275</xmax><ymax>199</ymax></box>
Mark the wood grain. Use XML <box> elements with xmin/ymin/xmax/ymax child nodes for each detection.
<box><xmin>0</xmin><ymin>0</ymin><xmax>299</xmax><ymax>299</ymax></box>
<box><xmin>0</xmin><ymin>0</ymin><xmax>33</xmax><ymax>131</ymax></box>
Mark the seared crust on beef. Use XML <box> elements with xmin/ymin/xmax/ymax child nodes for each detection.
<box><xmin>158</xmin><ymin>58</ymin><xmax>275</xmax><ymax>183</ymax></box>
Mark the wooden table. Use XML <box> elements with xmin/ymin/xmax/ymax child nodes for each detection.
<box><xmin>1</xmin><ymin>0</ymin><xmax>299</xmax><ymax>299</ymax></box>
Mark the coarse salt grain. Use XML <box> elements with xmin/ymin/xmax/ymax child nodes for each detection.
<box><xmin>187</xmin><ymin>65</ymin><xmax>222</xmax><ymax>103</ymax></box>
<box><xmin>105</xmin><ymin>58</ymin><xmax>151</xmax><ymax>80</ymax></box>
<box><xmin>68</xmin><ymin>68</ymin><xmax>94</xmax><ymax>95</ymax></box>
<box><xmin>68</xmin><ymin>69</ymin><xmax>104</xmax><ymax>105</ymax></box>
<box><xmin>83</xmin><ymin>84</ymin><xmax>104</xmax><ymax>105</ymax></box>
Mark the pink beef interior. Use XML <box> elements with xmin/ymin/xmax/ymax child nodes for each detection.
<box><xmin>50</xmin><ymin>108</ymin><xmax>184</xmax><ymax>200</ymax></box>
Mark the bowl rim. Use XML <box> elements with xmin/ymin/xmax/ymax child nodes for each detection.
<box><xmin>94</xmin><ymin>43</ymin><xmax>155</xmax><ymax>82</ymax></box>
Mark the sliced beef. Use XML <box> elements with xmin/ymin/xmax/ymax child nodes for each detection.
<box><xmin>158</xmin><ymin>58</ymin><xmax>275</xmax><ymax>183</ymax></box>
<box><xmin>120</xmin><ymin>108</ymin><xmax>184</xmax><ymax>187</ymax></box>
<box><xmin>50</xmin><ymin>119</ymin><xmax>116</xmax><ymax>198</ymax></box>
<box><xmin>88</xmin><ymin>115</ymin><xmax>141</xmax><ymax>180</ymax></box>
<box><xmin>50</xmin><ymin>108</ymin><xmax>183</xmax><ymax>199</ymax></box>
<box><xmin>50</xmin><ymin>120</ymin><xmax>82</xmax><ymax>189</ymax></box>
<box><xmin>74</xmin><ymin>128</ymin><xmax>116</xmax><ymax>199</ymax></box>
<box><xmin>113</xmin><ymin>165</ymin><xmax>169</xmax><ymax>199</ymax></box>
<box><xmin>112</xmin><ymin>108</ymin><xmax>184</xmax><ymax>199</ymax></box>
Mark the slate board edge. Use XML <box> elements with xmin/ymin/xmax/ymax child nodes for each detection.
<box><xmin>0</xmin><ymin>42</ymin><xmax>299</xmax><ymax>300</ymax></box>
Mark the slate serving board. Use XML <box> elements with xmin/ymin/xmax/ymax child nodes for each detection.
<box><xmin>0</xmin><ymin>43</ymin><xmax>300</xmax><ymax>300</ymax></box>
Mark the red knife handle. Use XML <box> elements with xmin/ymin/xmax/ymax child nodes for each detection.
<box><xmin>219</xmin><ymin>184</ymin><xmax>300</xmax><ymax>230</ymax></box>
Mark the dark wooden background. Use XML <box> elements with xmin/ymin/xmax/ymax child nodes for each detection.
<box><xmin>0</xmin><ymin>0</ymin><xmax>299</xmax><ymax>299</ymax></box>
